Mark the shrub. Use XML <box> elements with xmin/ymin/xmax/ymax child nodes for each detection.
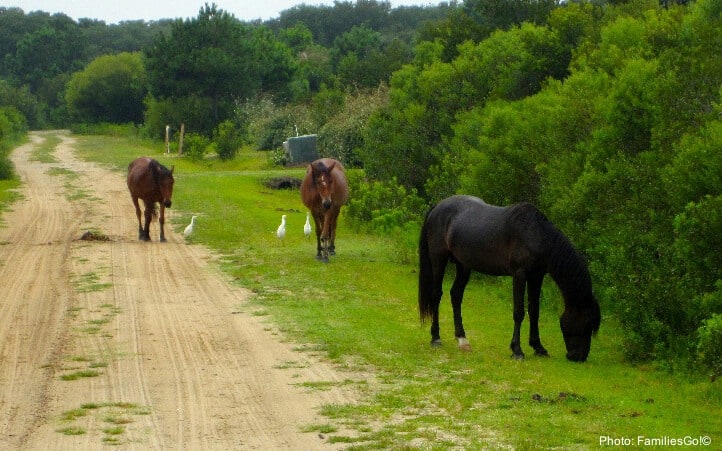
<box><xmin>182</xmin><ymin>133</ymin><xmax>211</xmax><ymax>161</ymax></box>
<box><xmin>345</xmin><ymin>174</ymin><xmax>426</xmax><ymax>233</ymax></box>
<box><xmin>697</xmin><ymin>314</ymin><xmax>722</xmax><ymax>380</ymax></box>
<box><xmin>213</xmin><ymin>120</ymin><xmax>243</xmax><ymax>160</ymax></box>
<box><xmin>317</xmin><ymin>87</ymin><xmax>387</xmax><ymax>167</ymax></box>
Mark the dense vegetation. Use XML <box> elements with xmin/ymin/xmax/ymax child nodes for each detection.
<box><xmin>0</xmin><ymin>0</ymin><xmax>720</xmax><ymax>377</ymax></box>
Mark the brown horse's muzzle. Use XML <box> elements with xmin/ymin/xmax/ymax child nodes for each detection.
<box><xmin>164</xmin><ymin>200</ymin><xmax>172</xmax><ymax>208</ymax></box>
<box><xmin>322</xmin><ymin>199</ymin><xmax>332</xmax><ymax>210</ymax></box>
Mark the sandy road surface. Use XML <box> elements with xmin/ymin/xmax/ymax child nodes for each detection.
<box><xmin>0</xmin><ymin>131</ymin><xmax>358</xmax><ymax>449</ymax></box>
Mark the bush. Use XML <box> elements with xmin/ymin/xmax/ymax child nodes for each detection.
<box><xmin>345</xmin><ymin>174</ymin><xmax>426</xmax><ymax>232</ymax></box>
<box><xmin>238</xmin><ymin>97</ymin><xmax>314</xmax><ymax>151</ymax></box>
<box><xmin>213</xmin><ymin>120</ymin><xmax>243</xmax><ymax>160</ymax></box>
<box><xmin>317</xmin><ymin>87</ymin><xmax>387</xmax><ymax>167</ymax></box>
<box><xmin>182</xmin><ymin>133</ymin><xmax>211</xmax><ymax>161</ymax></box>
<box><xmin>697</xmin><ymin>314</ymin><xmax>722</xmax><ymax>380</ymax></box>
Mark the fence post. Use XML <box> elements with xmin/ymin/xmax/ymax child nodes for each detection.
<box><xmin>178</xmin><ymin>123</ymin><xmax>185</xmax><ymax>155</ymax></box>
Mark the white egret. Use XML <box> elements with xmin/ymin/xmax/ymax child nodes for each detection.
<box><xmin>276</xmin><ymin>215</ymin><xmax>287</xmax><ymax>241</ymax></box>
<box><xmin>184</xmin><ymin>216</ymin><xmax>197</xmax><ymax>238</ymax></box>
<box><xmin>304</xmin><ymin>212</ymin><xmax>312</xmax><ymax>240</ymax></box>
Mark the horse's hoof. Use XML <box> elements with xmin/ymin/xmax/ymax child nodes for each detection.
<box><xmin>512</xmin><ymin>353</ymin><xmax>525</xmax><ymax>360</ymax></box>
<box><xmin>160</xmin><ymin>237</ymin><xmax>167</xmax><ymax>242</ymax></box>
<box><xmin>329</xmin><ymin>250</ymin><xmax>336</xmax><ymax>256</ymax></box>
<box><xmin>457</xmin><ymin>337</ymin><xmax>472</xmax><ymax>351</ymax></box>
<box><xmin>430</xmin><ymin>339</ymin><xmax>442</xmax><ymax>348</ymax></box>
<box><xmin>534</xmin><ymin>349</ymin><xmax>550</xmax><ymax>357</ymax></box>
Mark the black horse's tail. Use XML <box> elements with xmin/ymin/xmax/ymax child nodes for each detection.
<box><xmin>418</xmin><ymin>206</ymin><xmax>436</xmax><ymax>324</ymax></box>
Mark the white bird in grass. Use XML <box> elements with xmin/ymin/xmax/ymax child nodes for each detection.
<box><xmin>276</xmin><ymin>215</ymin><xmax>287</xmax><ymax>241</ymax></box>
<box><xmin>304</xmin><ymin>212</ymin><xmax>312</xmax><ymax>240</ymax></box>
<box><xmin>184</xmin><ymin>216</ymin><xmax>197</xmax><ymax>238</ymax></box>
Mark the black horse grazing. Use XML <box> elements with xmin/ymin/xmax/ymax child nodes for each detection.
<box><xmin>418</xmin><ymin>195</ymin><xmax>600</xmax><ymax>362</ymax></box>
<box><xmin>127</xmin><ymin>157</ymin><xmax>175</xmax><ymax>242</ymax></box>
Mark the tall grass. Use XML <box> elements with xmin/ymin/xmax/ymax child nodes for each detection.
<box><xmin>69</xmin><ymin>134</ymin><xmax>722</xmax><ymax>449</ymax></box>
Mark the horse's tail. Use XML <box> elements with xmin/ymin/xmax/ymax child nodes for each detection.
<box><xmin>418</xmin><ymin>206</ymin><xmax>436</xmax><ymax>324</ymax></box>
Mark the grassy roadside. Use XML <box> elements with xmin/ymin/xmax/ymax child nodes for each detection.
<box><xmin>19</xmin><ymin>133</ymin><xmax>722</xmax><ymax>448</ymax></box>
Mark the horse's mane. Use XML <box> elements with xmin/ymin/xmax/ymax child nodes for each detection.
<box><xmin>509</xmin><ymin>203</ymin><xmax>594</xmax><ymax>311</ymax></box>
<box><xmin>149</xmin><ymin>159</ymin><xmax>173</xmax><ymax>183</ymax></box>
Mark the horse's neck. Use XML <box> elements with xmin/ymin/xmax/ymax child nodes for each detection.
<box><xmin>547</xmin><ymin>241</ymin><xmax>592</xmax><ymax>307</ymax></box>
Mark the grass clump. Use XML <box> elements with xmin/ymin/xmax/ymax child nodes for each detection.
<box><xmin>60</xmin><ymin>370</ymin><xmax>100</xmax><ymax>381</ymax></box>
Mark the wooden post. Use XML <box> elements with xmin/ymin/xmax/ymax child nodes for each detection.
<box><xmin>165</xmin><ymin>125</ymin><xmax>170</xmax><ymax>154</ymax></box>
<box><xmin>178</xmin><ymin>123</ymin><xmax>185</xmax><ymax>155</ymax></box>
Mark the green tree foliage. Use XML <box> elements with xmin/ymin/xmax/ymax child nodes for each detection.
<box><xmin>65</xmin><ymin>52</ymin><xmax>147</xmax><ymax>124</ymax></box>
<box><xmin>0</xmin><ymin>105</ymin><xmax>27</xmax><ymax>179</ymax></box>
<box><xmin>213</xmin><ymin>120</ymin><xmax>244</xmax><ymax>160</ymax></box>
<box><xmin>143</xmin><ymin>3</ymin><xmax>300</xmax><ymax>135</ymax></box>
<box><xmin>143</xmin><ymin>4</ymin><xmax>258</xmax><ymax>130</ymax></box>
<box><xmin>6</xmin><ymin>14</ymin><xmax>85</xmax><ymax>91</ymax></box>
<box><xmin>361</xmin><ymin>21</ymin><xmax>568</xmax><ymax>195</ymax></box>
<box><xmin>317</xmin><ymin>86</ymin><xmax>389</xmax><ymax>166</ymax></box>
<box><xmin>0</xmin><ymin>7</ymin><xmax>169</xmax><ymax>127</ymax></box>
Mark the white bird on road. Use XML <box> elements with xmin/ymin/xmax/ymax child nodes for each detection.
<box><xmin>276</xmin><ymin>215</ymin><xmax>287</xmax><ymax>241</ymax></box>
<box><xmin>304</xmin><ymin>212</ymin><xmax>312</xmax><ymax>240</ymax></box>
<box><xmin>184</xmin><ymin>216</ymin><xmax>197</xmax><ymax>238</ymax></box>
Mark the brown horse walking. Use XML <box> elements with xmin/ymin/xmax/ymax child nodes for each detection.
<box><xmin>300</xmin><ymin>158</ymin><xmax>349</xmax><ymax>262</ymax></box>
<box><xmin>127</xmin><ymin>157</ymin><xmax>175</xmax><ymax>242</ymax></box>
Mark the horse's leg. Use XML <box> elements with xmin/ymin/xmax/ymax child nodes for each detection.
<box><xmin>429</xmin><ymin>256</ymin><xmax>448</xmax><ymax>347</ymax></box>
<box><xmin>132</xmin><ymin>196</ymin><xmax>144</xmax><ymax>240</ymax></box>
<box><xmin>158</xmin><ymin>204</ymin><xmax>166</xmax><ymax>242</ymax></box>
<box><xmin>527</xmin><ymin>272</ymin><xmax>548</xmax><ymax>356</ymax></box>
<box><xmin>320</xmin><ymin>210</ymin><xmax>333</xmax><ymax>262</ymax></box>
<box><xmin>327</xmin><ymin>210</ymin><xmax>338</xmax><ymax>256</ymax></box>
<box><xmin>315</xmin><ymin>213</ymin><xmax>329</xmax><ymax>262</ymax></box>
<box><xmin>142</xmin><ymin>201</ymin><xmax>153</xmax><ymax>241</ymax></box>
<box><xmin>510</xmin><ymin>274</ymin><xmax>526</xmax><ymax>360</ymax></box>
<box><xmin>450</xmin><ymin>263</ymin><xmax>472</xmax><ymax>351</ymax></box>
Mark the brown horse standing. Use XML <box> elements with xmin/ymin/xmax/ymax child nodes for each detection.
<box><xmin>127</xmin><ymin>157</ymin><xmax>175</xmax><ymax>242</ymax></box>
<box><xmin>300</xmin><ymin>158</ymin><xmax>349</xmax><ymax>262</ymax></box>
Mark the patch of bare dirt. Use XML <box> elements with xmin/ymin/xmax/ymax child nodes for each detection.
<box><xmin>0</xmin><ymin>131</ymin><xmax>360</xmax><ymax>449</ymax></box>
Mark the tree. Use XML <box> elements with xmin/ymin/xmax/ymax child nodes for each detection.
<box><xmin>143</xmin><ymin>3</ymin><xmax>299</xmax><ymax>134</ymax></box>
<box><xmin>143</xmin><ymin>4</ymin><xmax>256</xmax><ymax>129</ymax></box>
<box><xmin>65</xmin><ymin>52</ymin><xmax>147</xmax><ymax>124</ymax></box>
<box><xmin>7</xmin><ymin>13</ymin><xmax>85</xmax><ymax>91</ymax></box>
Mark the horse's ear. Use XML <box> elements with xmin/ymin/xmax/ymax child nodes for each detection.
<box><xmin>326</xmin><ymin>160</ymin><xmax>336</xmax><ymax>172</ymax></box>
<box><xmin>311</xmin><ymin>161</ymin><xmax>325</xmax><ymax>176</ymax></box>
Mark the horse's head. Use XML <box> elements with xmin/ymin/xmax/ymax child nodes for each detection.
<box><xmin>158</xmin><ymin>165</ymin><xmax>175</xmax><ymax>208</ymax></box>
<box><xmin>560</xmin><ymin>298</ymin><xmax>601</xmax><ymax>362</ymax></box>
<box><xmin>312</xmin><ymin>161</ymin><xmax>336</xmax><ymax>210</ymax></box>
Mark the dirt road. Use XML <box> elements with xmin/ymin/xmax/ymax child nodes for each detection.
<box><xmin>0</xmin><ymin>131</ymin><xmax>357</xmax><ymax>449</ymax></box>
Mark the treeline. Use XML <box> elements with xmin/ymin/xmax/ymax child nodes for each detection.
<box><xmin>0</xmin><ymin>0</ymin><xmax>720</xmax><ymax>376</ymax></box>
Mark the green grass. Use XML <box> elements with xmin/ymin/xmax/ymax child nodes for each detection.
<box><xmin>60</xmin><ymin>370</ymin><xmax>101</xmax><ymax>381</ymax></box>
<box><xmin>57</xmin><ymin>402</ymin><xmax>150</xmax><ymax>444</ymax></box>
<box><xmin>28</xmin><ymin>133</ymin><xmax>722</xmax><ymax>448</ymax></box>
<box><xmin>30</xmin><ymin>134</ymin><xmax>61</xmax><ymax>163</ymax></box>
